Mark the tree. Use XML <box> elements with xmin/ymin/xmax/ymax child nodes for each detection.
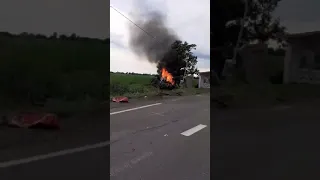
<box><xmin>172</xmin><ymin>40</ymin><xmax>199</xmax><ymax>76</ymax></box>
<box><xmin>59</xmin><ymin>34</ymin><xmax>68</xmax><ymax>40</ymax></box>
<box><xmin>69</xmin><ymin>33</ymin><xmax>77</xmax><ymax>40</ymax></box>
<box><xmin>211</xmin><ymin>0</ymin><xmax>245</xmax><ymax>77</ymax></box>
<box><xmin>50</xmin><ymin>32</ymin><xmax>58</xmax><ymax>39</ymax></box>
<box><xmin>242</xmin><ymin>0</ymin><xmax>286</xmax><ymax>45</ymax></box>
<box><xmin>156</xmin><ymin>40</ymin><xmax>199</xmax><ymax>85</ymax></box>
<box><xmin>211</xmin><ymin>0</ymin><xmax>285</xmax><ymax>77</ymax></box>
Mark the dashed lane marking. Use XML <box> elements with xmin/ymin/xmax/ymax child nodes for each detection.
<box><xmin>181</xmin><ymin>124</ymin><xmax>207</xmax><ymax>136</ymax></box>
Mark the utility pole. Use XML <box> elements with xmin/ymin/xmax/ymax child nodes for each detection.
<box><xmin>180</xmin><ymin>59</ymin><xmax>189</xmax><ymax>87</ymax></box>
<box><xmin>231</xmin><ymin>0</ymin><xmax>249</xmax><ymax>65</ymax></box>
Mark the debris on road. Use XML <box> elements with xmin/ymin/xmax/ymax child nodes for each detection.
<box><xmin>8</xmin><ymin>112</ymin><xmax>60</xmax><ymax>129</ymax></box>
<box><xmin>112</xmin><ymin>96</ymin><xmax>129</xmax><ymax>103</ymax></box>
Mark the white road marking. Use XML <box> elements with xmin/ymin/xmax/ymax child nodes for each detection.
<box><xmin>110</xmin><ymin>103</ymin><xmax>162</xmax><ymax>115</ymax></box>
<box><xmin>0</xmin><ymin>141</ymin><xmax>110</xmax><ymax>168</ymax></box>
<box><xmin>181</xmin><ymin>124</ymin><xmax>207</xmax><ymax>136</ymax></box>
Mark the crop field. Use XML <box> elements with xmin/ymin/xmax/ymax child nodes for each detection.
<box><xmin>0</xmin><ymin>32</ymin><xmax>109</xmax><ymax>108</ymax></box>
<box><xmin>110</xmin><ymin>72</ymin><xmax>156</xmax><ymax>96</ymax></box>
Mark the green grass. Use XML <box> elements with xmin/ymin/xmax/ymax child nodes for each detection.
<box><xmin>110</xmin><ymin>73</ymin><xmax>157</xmax><ymax>97</ymax></box>
<box><xmin>0</xmin><ymin>32</ymin><xmax>204</xmax><ymax>115</ymax></box>
<box><xmin>109</xmin><ymin>72</ymin><xmax>207</xmax><ymax>98</ymax></box>
<box><xmin>0</xmin><ymin>33</ymin><xmax>109</xmax><ymax>110</ymax></box>
<box><xmin>110</xmin><ymin>73</ymin><xmax>153</xmax><ymax>86</ymax></box>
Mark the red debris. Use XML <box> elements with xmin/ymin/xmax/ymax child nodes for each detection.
<box><xmin>8</xmin><ymin>113</ymin><xmax>60</xmax><ymax>129</ymax></box>
<box><xmin>112</xmin><ymin>96</ymin><xmax>129</xmax><ymax>103</ymax></box>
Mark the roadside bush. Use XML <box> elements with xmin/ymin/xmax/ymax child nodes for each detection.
<box><xmin>110</xmin><ymin>82</ymin><xmax>130</xmax><ymax>96</ymax></box>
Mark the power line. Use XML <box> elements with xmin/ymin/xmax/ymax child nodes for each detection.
<box><xmin>110</xmin><ymin>5</ymin><xmax>209</xmax><ymax>72</ymax></box>
<box><xmin>110</xmin><ymin>5</ymin><xmax>155</xmax><ymax>39</ymax></box>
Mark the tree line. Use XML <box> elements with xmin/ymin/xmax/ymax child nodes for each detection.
<box><xmin>110</xmin><ymin>72</ymin><xmax>157</xmax><ymax>76</ymax></box>
<box><xmin>0</xmin><ymin>31</ymin><xmax>109</xmax><ymax>43</ymax></box>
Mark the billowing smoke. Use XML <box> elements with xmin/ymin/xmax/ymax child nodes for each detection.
<box><xmin>128</xmin><ymin>11</ymin><xmax>180</xmax><ymax>75</ymax></box>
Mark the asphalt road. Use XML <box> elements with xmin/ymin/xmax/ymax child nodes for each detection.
<box><xmin>110</xmin><ymin>94</ymin><xmax>210</xmax><ymax>180</ymax></box>
<box><xmin>212</xmin><ymin>101</ymin><xmax>320</xmax><ymax>180</ymax></box>
<box><xmin>2</xmin><ymin>93</ymin><xmax>320</xmax><ymax>179</ymax></box>
<box><xmin>0</xmin><ymin>94</ymin><xmax>210</xmax><ymax>180</ymax></box>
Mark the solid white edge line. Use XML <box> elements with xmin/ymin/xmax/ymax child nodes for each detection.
<box><xmin>110</xmin><ymin>103</ymin><xmax>162</xmax><ymax>115</ymax></box>
<box><xmin>181</xmin><ymin>124</ymin><xmax>207</xmax><ymax>137</ymax></box>
<box><xmin>0</xmin><ymin>141</ymin><xmax>110</xmax><ymax>168</ymax></box>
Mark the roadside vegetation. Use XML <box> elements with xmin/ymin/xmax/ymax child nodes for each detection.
<box><xmin>110</xmin><ymin>72</ymin><xmax>203</xmax><ymax>98</ymax></box>
<box><xmin>0</xmin><ymin>32</ymin><xmax>204</xmax><ymax>117</ymax></box>
<box><xmin>0</xmin><ymin>32</ymin><xmax>109</xmax><ymax>115</ymax></box>
<box><xmin>110</xmin><ymin>39</ymin><xmax>204</xmax><ymax>98</ymax></box>
<box><xmin>110</xmin><ymin>72</ymin><xmax>158</xmax><ymax>98</ymax></box>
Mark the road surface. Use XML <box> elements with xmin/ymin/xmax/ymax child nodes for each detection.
<box><xmin>211</xmin><ymin>101</ymin><xmax>320</xmax><ymax>179</ymax></box>
<box><xmin>0</xmin><ymin>94</ymin><xmax>210</xmax><ymax>180</ymax></box>
<box><xmin>2</xmin><ymin>93</ymin><xmax>319</xmax><ymax>179</ymax></box>
<box><xmin>110</xmin><ymin>94</ymin><xmax>210</xmax><ymax>179</ymax></box>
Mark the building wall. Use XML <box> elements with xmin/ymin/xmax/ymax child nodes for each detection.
<box><xmin>296</xmin><ymin>69</ymin><xmax>320</xmax><ymax>83</ymax></box>
<box><xmin>239</xmin><ymin>44</ymin><xmax>284</xmax><ymax>84</ymax></box>
<box><xmin>185</xmin><ymin>76</ymin><xmax>193</xmax><ymax>88</ymax></box>
<box><xmin>198</xmin><ymin>73</ymin><xmax>210</xmax><ymax>88</ymax></box>
<box><xmin>284</xmin><ymin>40</ymin><xmax>320</xmax><ymax>84</ymax></box>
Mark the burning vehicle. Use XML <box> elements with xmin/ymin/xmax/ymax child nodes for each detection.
<box><xmin>129</xmin><ymin>10</ymin><xmax>187</xmax><ymax>91</ymax></box>
<box><xmin>159</xmin><ymin>68</ymin><xmax>176</xmax><ymax>89</ymax></box>
<box><xmin>150</xmin><ymin>67</ymin><xmax>181</xmax><ymax>90</ymax></box>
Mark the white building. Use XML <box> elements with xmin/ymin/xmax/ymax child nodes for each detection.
<box><xmin>198</xmin><ymin>71</ymin><xmax>210</xmax><ymax>88</ymax></box>
<box><xmin>284</xmin><ymin>31</ymin><xmax>320</xmax><ymax>84</ymax></box>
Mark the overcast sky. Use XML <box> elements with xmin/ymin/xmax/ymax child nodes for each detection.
<box><xmin>274</xmin><ymin>0</ymin><xmax>320</xmax><ymax>33</ymax></box>
<box><xmin>0</xmin><ymin>0</ymin><xmax>109</xmax><ymax>39</ymax></box>
<box><xmin>110</xmin><ymin>0</ymin><xmax>210</xmax><ymax>74</ymax></box>
<box><xmin>1</xmin><ymin>0</ymin><xmax>319</xmax><ymax>73</ymax></box>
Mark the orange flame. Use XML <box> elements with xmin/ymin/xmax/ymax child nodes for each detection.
<box><xmin>161</xmin><ymin>68</ymin><xmax>175</xmax><ymax>85</ymax></box>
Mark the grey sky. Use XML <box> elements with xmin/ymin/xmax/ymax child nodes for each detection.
<box><xmin>0</xmin><ymin>0</ymin><xmax>319</xmax><ymax>39</ymax></box>
<box><xmin>110</xmin><ymin>0</ymin><xmax>210</xmax><ymax>73</ymax></box>
<box><xmin>275</xmin><ymin>0</ymin><xmax>320</xmax><ymax>33</ymax></box>
<box><xmin>0</xmin><ymin>0</ymin><xmax>109</xmax><ymax>39</ymax></box>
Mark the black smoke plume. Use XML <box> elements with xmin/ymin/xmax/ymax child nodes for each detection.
<box><xmin>128</xmin><ymin>11</ymin><xmax>181</xmax><ymax>78</ymax></box>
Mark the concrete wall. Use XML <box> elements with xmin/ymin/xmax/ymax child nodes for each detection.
<box><xmin>284</xmin><ymin>39</ymin><xmax>320</xmax><ymax>84</ymax></box>
<box><xmin>296</xmin><ymin>69</ymin><xmax>320</xmax><ymax>83</ymax></box>
<box><xmin>268</xmin><ymin>55</ymin><xmax>284</xmax><ymax>77</ymax></box>
<box><xmin>198</xmin><ymin>73</ymin><xmax>210</xmax><ymax>88</ymax></box>
<box><xmin>184</xmin><ymin>76</ymin><xmax>193</xmax><ymax>88</ymax></box>
<box><xmin>239</xmin><ymin>44</ymin><xmax>284</xmax><ymax>84</ymax></box>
